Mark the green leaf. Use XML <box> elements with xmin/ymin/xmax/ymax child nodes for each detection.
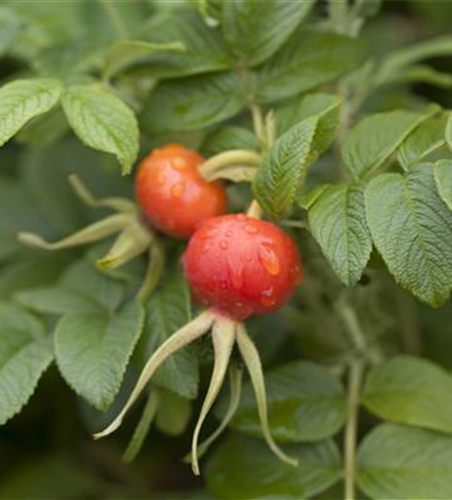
<box><xmin>255</xmin><ymin>29</ymin><xmax>364</xmax><ymax>104</ymax></box>
<box><xmin>434</xmin><ymin>159</ymin><xmax>452</xmax><ymax>211</ymax></box>
<box><xmin>219</xmin><ymin>361</ymin><xmax>346</xmax><ymax>442</ymax></box>
<box><xmin>342</xmin><ymin>106</ymin><xmax>439</xmax><ymax>179</ymax></box>
<box><xmin>362</xmin><ymin>355</ymin><xmax>452</xmax><ymax>435</ymax></box>
<box><xmin>55</xmin><ymin>301</ymin><xmax>145</xmax><ymax>410</ymax></box>
<box><xmin>143</xmin><ymin>273</ymin><xmax>198</xmax><ymax>400</ymax></box>
<box><xmin>397</xmin><ymin>113</ymin><xmax>448</xmax><ymax>170</ymax></box>
<box><xmin>155</xmin><ymin>389</ymin><xmax>191</xmax><ymax>436</ymax></box>
<box><xmin>365</xmin><ymin>165</ymin><xmax>452</xmax><ymax>307</ymax></box>
<box><xmin>0</xmin><ymin>302</ymin><xmax>53</xmax><ymax>425</ymax></box>
<box><xmin>0</xmin><ymin>78</ymin><xmax>63</xmax><ymax>148</ymax></box>
<box><xmin>0</xmin><ymin>7</ymin><xmax>21</xmax><ymax>57</ymax></box>
<box><xmin>138</xmin><ymin>9</ymin><xmax>233</xmax><ymax>78</ymax></box>
<box><xmin>380</xmin><ymin>64</ymin><xmax>452</xmax><ymax>88</ymax></box>
<box><xmin>276</xmin><ymin>93</ymin><xmax>342</xmax><ymax>139</ymax></box>
<box><xmin>201</xmin><ymin>126</ymin><xmax>258</xmax><ymax>157</ymax></box>
<box><xmin>357</xmin><ymin>424</ymin><xmax>452</xmax><ymax>500</ymax></box>
<box><xmin>141</xmin><ymin>71</ymin><xmax>246</xmax><ymax>133</ymax></box>
<box><xmin>253</xmin><ymin>117</ymin><xmax>318</xmax><ymax>219</ymax></box>
<box><xmin>61</xmin><ymin>84</ymin><xmax>139</xmax><ymax>174</ymax></box>
<box><xmin>206</xmin><ymin>434</ymin><xmax>342</xmax><ymax>500</ymax></box>
<box><xmin>376</xmin><ymin>35</ymin><xmax>452</xmax><ymax>86</ymax></box>
<box><xmin>222</xmin><ymin>0</ymin><xmax>315</xmax><ymax>67</ymax></box>
<box><xmin>308</xmin><ymin>183</ymin><xmax>372</xmax><ymax>286</ymax></box>
<box><xmin>103</xmin><ymin>40</ymin><xmax>186</xmax><ymax>80</ymax></box>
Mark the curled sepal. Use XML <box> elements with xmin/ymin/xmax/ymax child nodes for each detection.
<box><xmin>205</xmin><ymin>165</ymin><xmax>257</xmax><ymax>183</ymax></box>
<box><xmin>93</xmin><ymin>310</ymin><xmax>215</xmax><ymax>440</ymax></box>
<box><xmin>18</xmin><ymin>213</ymin><xmax>131</xmax><ymax>251</ymax></box>
<box><xmin>97</xmin><ymin>219</ymin><xmax>153</xmax><ymax>271</ymax></box>
<box><xmin>199</xmin><ymin>150</ymin><xmax>261</xmax><ymax>181</ymax></box>
<box><xmin>123</xmin><ymin>389</ymin><xmax>159</xmax><ymax>463</ymax></box>
<box><xmin>69</xmin><ymin>174</ymin><xmax>136</xmax><ymax>214</ymax></box>
<box><xmin>136</xmin><ymin>241</ymin><xmax>165</xmax><ymax>302</ymax></box>
<box><xmin>191</xmin><ymin>317</ymin><xmax>236</xmax><ymax>476</ymax></box>
<box><xmin>236</xmin><ymin>323</ymin><xmax>298</xmax><ymax>468</ymax></box>
<box><xmin>192</xmin><ymin>364</ymin><xmax>243</xmax><ymax>463</ymax></box>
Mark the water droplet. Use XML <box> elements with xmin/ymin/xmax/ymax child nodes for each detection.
<box><xmin>220</xmin><ymin>240</ymin><xmax>229</xmax><ymax>250</ymax></box>
<box><xmin>172</xmin><ymin>157</ymin><xmax>187</xmax><ymax>170</ymax></box>
<box><xmin>171</xmin><ymin>182</ymin><xmax>185</xmax><ymax>199</ymax></box>
<box><xmin>225</xmin><ymin>230</ymin><xmax>233</xmax><ymax>238</ymax></box>
<box><xmin>157</xmin><ymin>173</ymin><xmax>166</xmax><ymax>186</ymax></box>
<box><xmin>202</xmin><ymin>243</ymin><xmax>211</xmax><ymax>254</ymax></box>
<box><xmin>244</xmin><ymin>224</ymin><xmax>258</xmax><ymax>235</ymax></box>
<box><xmin>260</xmin><ymin>295</ymin><xmax>277</xmax><ymax>307</ymax></box>
<box><xmin>258</xmin><ymin>242</ymin><xmax>281</xmax><ymax>276</ymax></box>
<box><xmin>236</xmin><ymin>214</ymin><xmax>247</xmax><ymax>221</ymax></box>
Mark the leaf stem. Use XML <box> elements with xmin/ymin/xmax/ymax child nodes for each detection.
<box><xmin>98</xmin><ymin>0</ymin><xmax>129</xmax><ymax>40</ymax></box>
<box><xmin>344</xmin><ymin>360</ymin><xmax>363</xmax><ymax>500</ymax></box>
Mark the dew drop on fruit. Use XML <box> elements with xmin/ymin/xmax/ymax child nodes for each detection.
<box><xmin>260</xmin><ymin>291</ymin><xmax>277</xmax><ymax>307</ymax></box>
<box><xmin>171</xmin><ymin>182</ymin><xmax>185</xmax><ymax>198</ymax></box>
<box><xmin>220</xmin><ymin>240</ymin><xmax>229</xmax><ymax>250</ymax></box>
<box><xmin>244</xmin><ymin>224</ymin><xmax>258</xmax><ymax>235</ymax></box>
<box><xmin>225</xmin><ymin>230</ymin><xmax>233</xmax><ymax>238</ymax></box>
<box><xmin>258</xmin><ymin>242</ymin><xmax>281</xmax><ymax>276</ymax></box>
<box><xmin>172</xmin><ymin>157</ymin><xmax>187</xmax><ymax>170</ymax></box>
<box><xmin>201</xmin><ymin>243</ymin><xmax>211</xmax><ymax>254</ymax></box>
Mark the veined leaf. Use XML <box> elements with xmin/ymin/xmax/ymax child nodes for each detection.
<box><xmin>363</xmin><ymin>356</ymin><xmax>452</xmax><ymax>435</ymax></box>
<box><xmin>222</xmin><ymin>0</ymin><xmax>315</xmax><ymax>67</ymax></box>
<box><xmin>254</xmin><ymin>99</ymin><xmax>340</xmax><ymax>219</ymax></box>
<box><xmin>206</xmin><ymin>434</ymin><xmax>342</xmax><ymax>500</ymax></box>
<box><xmin>357</xmin><ymin>424</ymin><xmax>452</xmax><ymax>500</ymax></box>
<box><xmin>55</xmin><ymin>301</ymin><xmax>145</xmax><ymax>410</ymax></box>
<box><xmin>343</xmin><ymin>105</ymin><xmax>439</xmax><ymax>179</ymax></box>
<box><xmin>141</xmin><ymin>71</ymin><xmax>246</xmax><ymax>133</ymax></box>
<box><xmin>202</xmin><ymin>126</ymin><xmax>258</xmax><ymax>157</ymax></box>
<box><xmin>61</xmin><ymin>84</ymin><xmax>139</xmax><ymax>174</ymax></box>
<box><xmin>0</xmin><ymin>302</ymin><xmax>53</xmax><ymax>425</ymax></box>
<box><xmin>309</xmin><ymin>183</ymin><xmax>372</xmax><ymax>286</ymax></box>
<box><xmin>103</xmin><ymin>40</ymin><xmax>186</xmax><ymax>80</ymax></box>
<box><xmin>365</xmin><ymin>165</ymin><xmax>452</xmax><ymax>306</ymax></box>
<box><xmin>143</xmin><ymin>273</ymin><xmax>198</xmax><ymax>400</ymax></box>
<box><xmin>434</xmin><ymin>159</ymin><xmax>452</xmax><ymax>211</ymax></box>
<box><xmin>0</xmin><ymin>78</ymin><xmax>63</xmax><ymax>148</ymax></box>
<box><xmin>219</xmin><ymin>360</ymin><xmax>346</xmax><ymax>442</ymax></box>
<box><xmin>398</xmin><ymin>113</ymin><xmax>448</xmax><ymax>170</ymax></box>
<box><xmin>255</xmin><ymin>29</ymin><xmax>364</xmax><ymax>104</ymax></box>
<box><xmin>138</xmin><ymin>9</ymin><xmax>233</xmax><ymax>78</ymax></box>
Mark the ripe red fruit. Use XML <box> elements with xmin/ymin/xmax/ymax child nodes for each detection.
<box><xmin>183</xmin><ymin>214</ymin><xmax>303</xmax><ymax>320</ymax></box>
<box><xmin>135</xmin><ymin>144</ymin><xmax>227</xmax><ymax>239</ymax></box>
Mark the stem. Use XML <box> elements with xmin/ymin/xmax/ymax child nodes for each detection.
<box><xmin>395</xmin><ymin>288</ymin><xmax>422</xmax><ymax>355</ymax></box>
<box><xmin>247</xmin><ymin>200</ymin><xmax>263</xmax><ymax>219</ymax></box>
<box><xmin>199</xmin><ymin>150</ymin><xmax>261</xmax><ymax>180</ymax></box>
<box><xmin>344</xmin><ymin>360</ymin><xmax>364</xmax><ymax>500</ymax></box>
<box><xmin>98</xmin><ymin>0</ymin><xmax>129</xmax><ymax>40</ymax></box>
<box><xmin>335</xmin><ymin>301</ymin><xmax>367</xmax><ymax>354</ymax></box>
<box><xmin>136</xmin><ymin>239</ymin><xmax>164</xmax><ymax>302</ymax></box>
<box><xmin>329</xmin><ymin>0</ymin><xmax>349</xmax><ymax>35</ymax></box>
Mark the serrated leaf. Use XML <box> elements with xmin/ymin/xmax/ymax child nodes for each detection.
<box><xmin>255</xmin><ymin>29</ymin><xmax>364</xmax><ymax>104</ymax></box>
<box><xmin>0</xmin><ymin>302</ymin><xmax>53</xmax><ymax>425</ymax></box>
<box><xmin>309</xmin><ymin>183</ymin><xmax>372</xmax><ymax>286</ymax></box>
<box><xmin>55</xmin><ymin>301</ymin><xmax>145</xmax><ymax>410</ymax></box>
<box><xmin>206</xmin><ymin>434</ymin><xmax>341</xmax><ymax>500</ymax></box>
<box><xmin>141</xmin><ymin>71</ymin><xmax>245</xmax><ymax>133</ymax></box>
<box><xmin>253</xmin><ymin>117</ymin><xmax>318</xmax><ymax>219</ymax></box>
<box><xmin>103</xmin><ymin>40</ymin><xmax>185</xmax><ymax>80</ymax></box>
<box><xmin>357</xmin><ymin>424</ymin><xmax>452</xmax><ymax>500</ymax></box>
<box><xmin>222</xmin><ymin>0</ymin><xmax>315</xmax><ymax>67</ymax></box>
<box><xmin>398</xmin><ymin>113</ymin><xmax>448</xmax><ymax>170</ymax></box>
<box><xmin>61</xmin><ymin>84</ymin><xmax>139</xmax><ymax>174</ymax></box>
<box><xmin>143</xmin><ymin>273</ymin><xmax>198</xmax><ymax>400</ymax></box>
<box><xmin>434</xmin><ymin>159</ymin><xmax>452</xmax><ymax>211</ymax></box>
<box><xmin>343</xmin><ymin>106</ymin><xmax>439</xmax><ymax>179</ymax></box>
<box><xmin>365</xmin><ymin>165</ymin><xmax>452</xmax><ymax>306</ymax></box>
<box><xmin>0</xmin><ymin>78</ymin><xmax>63</xmax><ymax>148</ymax></box>
<box><xmin>138</xmin><ymin>9</ymin><xmax>233</xmax><ymax>78</ymax></box>
<box><xmin>362</xmin><ymin>355</ymin><xmax>452</xmax><ymax>435</ymax></box>
<box><xmin>218</xmin><ymin>361</ymin><xmax>346</xmax><ymax>442</ymax></box>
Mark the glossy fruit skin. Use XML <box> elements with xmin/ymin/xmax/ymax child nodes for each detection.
<box><xmin>135</xmin><ymin>144</ymin><xmax>227</xmax><ymax>239</ymax></box>
<box><xmin>182</xmin><ymin>214</ymin><xmax>303</xmax><ymax>321</ymax></box>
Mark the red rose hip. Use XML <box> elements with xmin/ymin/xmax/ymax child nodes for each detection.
<box><xmin>183</xmin><ymin>214</ymin><xmax>303</xmax><ymax>320</ymax></box>
<box><xmin>135</xmin><ymin>144</ymin><xmax>227</xmax><ymax>239</ymax></box>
